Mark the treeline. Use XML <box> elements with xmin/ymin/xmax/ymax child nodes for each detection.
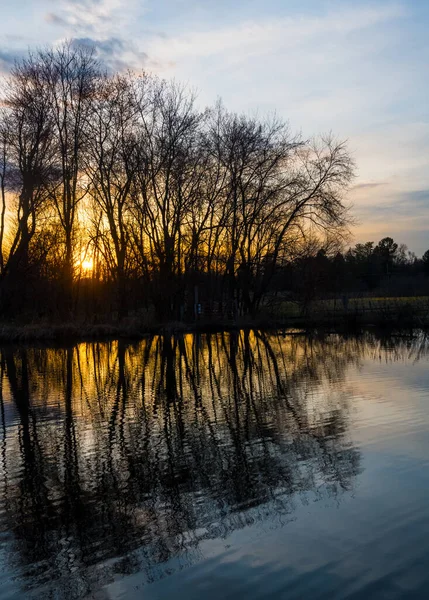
<box><xmin>280</xmin><ymin>236</ymin><xmax>429</xmax><ymax>309</ymax></box>
<box><xmin>0</xmin><ymin>42</ymin><xmax>354</xmax><ymax>321</ymax></box>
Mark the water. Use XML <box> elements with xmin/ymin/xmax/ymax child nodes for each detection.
<box><xmin>0</xmin><ymin>331</ymin><xmax>429</xmax><ymax>599</ymax></box>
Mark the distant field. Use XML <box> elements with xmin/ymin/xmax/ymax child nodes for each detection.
<box><xmin>269</xmin><ymin>296</ymin><xmax>429</xmax><ymax>319</ymax></box>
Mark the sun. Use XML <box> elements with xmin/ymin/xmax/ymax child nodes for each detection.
<box><xmin>80</xmin><ymin>257</ymin><xmax>94</xmax><ymax>272</ymax></box>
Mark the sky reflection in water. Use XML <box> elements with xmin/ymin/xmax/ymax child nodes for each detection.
<box><xmin>0</xmin><ymin>331</ymin><xmax>429</xmax><ymax>599</ymax></box>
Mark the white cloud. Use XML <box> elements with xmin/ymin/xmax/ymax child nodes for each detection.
<box><xmin>2</xmin><ymin>0</ymin><xmax>428</xmax><ymax>251</ymax></box>
<box><xmin>145</xmin><ymin>4</ymin><xmax>405</xmax><ymax>70</ymax></box>
<box><xmin>141</xmin><ymin>3</ymin><xmax>429</xmax><ymax>251</ymax></box>
<box><xmin>47</xmin><ymin>0</ymin><xmax>134</xmax><ymax>36</ymax></box>
<box><xmin>142</xmin><ymin>3</ymin><xmax>407</xmax><ymax>138</ymax></box>
<box><xmin>43</xmin><ymin>0</ymin><xmax>147</xmax><ymax>69</ymax></box>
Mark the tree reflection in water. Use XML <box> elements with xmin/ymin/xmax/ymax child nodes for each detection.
<box><xmin>1</xmin><ymin>330</ymin><xmax>422</xmax><ymax>598</ymax></box>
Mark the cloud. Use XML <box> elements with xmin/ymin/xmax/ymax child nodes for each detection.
<box><xmin>71</xmin><ymin>37</ymin><xmax>148</xmax><ymax>71</ymax></box>
<box><xmin>352</xmin><ymin>182</ymin><xmax>386</xmax><ymax>191</ymax></box>
<box><xmin>3</xmin><ymin>34</ymin><xmax>27</xmax><ymax>42</ymax></box>
<box><xmin>45</xmin><ymin>13</ymin><xmax>69</xmax><ymax>27</ymax></box>
<box><xmin>144</xmin><ymin>4</ymin><xmax>405</xmax><ymax>70</ymax></box>
<box><xmin>360</xmin><ymin>189</ymin><xmax>429</xmax><ymax>217</ymax></box>
<box><xmin>352</xmin><ymin>187</ymin><xmax>429</xmax><ymax>253</ymax></box>
<box><xmin>2</xmin><ymin>1</ymin><xmax>428</xmax><ymax>252</ymax></box>
<box><xmin>0</xmin><ymin>50</ymin><xmax>18</xmax><ymax>67</ymax></box>
<box><xmin>44</xmin><ymin>0</ymin><xmax>140</xmax><ymax>36</ymax></box>
<box><xmin>0</xmin><ymin>48</ymin><xmax>26</xmax><ymax>74</ymax></box>
<box><xmin>140</xmin><ymin>2</ymin><xmax>409</xmax><ymax>147</ymax></box>
<box><xmin>44</xmin><ymin>0</ymin><xmax>147</xmax><ymax>71</ymax></box>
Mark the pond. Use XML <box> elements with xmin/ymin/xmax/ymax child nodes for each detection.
<box><xmin>0</xmin><ymin>331</ymin><xmax>429</xmax><ymax>599</ymax></box>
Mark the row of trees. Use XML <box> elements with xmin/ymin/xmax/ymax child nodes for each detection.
<box><xmin>0</xmin><ymin>42</ymin><xmax>354</xmax><ymax>320</ymax></box>
<box><xmin>280</xmin><ymin>236</ymin><xmax>429</xmax><ymax>306</ymax></box>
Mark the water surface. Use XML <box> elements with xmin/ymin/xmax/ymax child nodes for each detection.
<box><xmin>0</xmin><ymin>331</ymin><xmax>429</xmax><ymax>599</ymax></box>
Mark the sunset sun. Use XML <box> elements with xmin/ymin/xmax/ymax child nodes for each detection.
<box><xmin>1</xmin><ymin>1</ymin><xmax>429</xmax><ymax>599</ymax></box>
<box><xmin>80</xmin><ymin>257</ymin><xmax>94</xmax><ymax>272</ymax></box>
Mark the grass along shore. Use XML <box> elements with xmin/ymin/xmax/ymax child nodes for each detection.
<box><xmin>0</xmin><ymin>296</ymin><xmax>429</xmax><ymax>342</ymax></box>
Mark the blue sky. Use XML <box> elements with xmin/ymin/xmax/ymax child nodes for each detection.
<box><xmin>1</xmin><ymin>0</ymin><xmax>429</xmax><ymax>253</ymax></box>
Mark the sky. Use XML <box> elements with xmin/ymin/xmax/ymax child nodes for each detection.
<box><xmin>0</xmin><ymin>0</ymin><xmax>428</xmax><ymax>254</ymax></box>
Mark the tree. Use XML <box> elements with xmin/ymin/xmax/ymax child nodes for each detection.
<box><xmin>422</xmin><ymin>249</ymin><xmax>429</xmax><ymax>276</ymax></box>
<box><xmin>0</xmin><ymin>43</ymin><xmax>356</xmax><ymax>322</ymax></box>
<box><xmin>35</xmin><ymin>42</ymin><xmax>100</xmax><ymax>295</ymax></box>
<box><xmin>84</xmin><ymin>73</ymin><xmax>138</xmax><ymax>315</ymax></box>
<box><xmin>133</xmin><ymin>78</ymin><xmax>204</xmax><ymax>319</ymax></box>
<box><xmin>0</xmin><ymin>59</ymin><xmax>56</xmax><ymax>294</ymax></box>
<box><xmin>374</xmin><ymin>237</ymin><xmax>398</xmax><ymax>275</ymax></box>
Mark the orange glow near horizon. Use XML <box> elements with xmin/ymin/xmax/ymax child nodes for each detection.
<box><xmin>81</xmin><ymin>258</ymin><xmax>94</xmax><ymax>272</ymax></box>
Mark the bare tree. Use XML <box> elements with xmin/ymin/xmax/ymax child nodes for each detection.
<box><xmin>84</xmin><ymin>73</ymin><xmax>138</xmax><ymax>314</ymax></box>
<box><xmin>0</xmin><ymin>43</ymin><xmax>355</xmax><ymax>322</ymax></box>
<box><xmin>132</xmin><ymin>78</ymin><xmax>204</xmax><ymax>318</ymax></box>
<box><xmin>249</xmin><ymin>135</ymin><xmax>354</xmax><ymax>313</ymax></box>
<box><xmin>0</xmin><ymin>59</ymin><xmax>55</xmax><ymax>284</ymax></box>
<box><xmin>35</xmin><ymin>42</ymin><xmax>100</xmax><ymax>290</ymax></box>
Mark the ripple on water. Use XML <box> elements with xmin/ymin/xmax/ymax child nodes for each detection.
<box><xmin>0</xmin><ymin>331</ymin><xmax>428</xmax><ymax>599</ymax></box>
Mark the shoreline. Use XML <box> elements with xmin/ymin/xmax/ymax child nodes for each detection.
<box><xmin>0</xmin><ymin>319</ymin><xmax>304</xmax><ymax>344</ymax></box>
<box><xmin>0</xmin><ymin>309</ymin><xmax>427</xmax><ymax>344</ymax></box>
